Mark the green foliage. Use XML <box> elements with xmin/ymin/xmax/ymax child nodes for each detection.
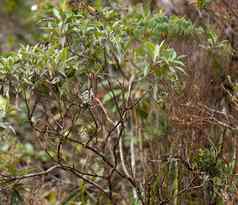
<box><xmin>197</xmin><ymin>0</ymin><xmax>214</xmax><ymax>9</ymax></box>
<box><xmin>125</xmin><ymin>8</ymin><xmax>203</xmax><ymax>41</ymax></box>
<box><xmin>0</xmin><ymin>0</ymin><xmax>40</xmax><ymax>53</ymax></box>
<box><xmin>2</xmin><ymin>0</ymin><xmax>30</xmax><ymax>15</ymax></box>
<box><xmin>10</xmin><ymin>189</ymin><xmax>24</xmax><ymax>205</ymax></box>
<box><xmin>0</xmin><ymin>5</ymin><xmax>190</xmax><ymax>105</ymax></box>
<box><xmin>201</xmin><ymin>31</ymin><xmax>232</xmax><ymax>54</ymax></box>
<box><xmin>194</xmin><ymin>148</ymin><xmax>223</xmax><ymax>177</ymax></box>
<box><xmin>0</xmin><ymin>135</ymin><xmax>48</xmax><ymax>177</ymax></box>
<box><xmin>0</xmin><ymin>1</ymin><xmax>237</xmax><ymax>204</ymax></box>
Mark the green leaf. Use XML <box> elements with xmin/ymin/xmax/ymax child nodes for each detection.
<box><xmin>153</xmin><ymin>41</ymin><xmax>163</xmax><ymax>63</ymax></box>
<box><xmin>0</xmin><ymin>143</ymin><xmax>10</xmax><ymax>152</ymax></box>
<box><xmin>61</xmin><ymin>189</ymin><xmax>80</xmax><ymax>205</ymax></box>
<box><xmin>143</xmin><ymin>64</ymin><xmax>150</xmax><ymax>77</ymax></box>
<box><xmin>24</xmin><ymin>143</ymin><xmax>34</xmax><ymax>156</ymax></box>
<box><xmin>102</xmin><ymin>89</ymin><xmax>122</xmax><ymax>104</ymax></box>
<box><xmin>11</xmin><ymin>190</ymin><xmax>24</xmax><ymax>205</ymax></box>
<box><xmin>53</xmin><ymin>8</ymin><xmax>61</xmax><ymax>20</ymax></box>
<box><xmin>175</xmin><ymin>66</ymin><xmax>186</xmax><ymax>74</ymax></box>
<box><xmin>144</xmin><ymin>41</ymin><xmax>155</xmax><ymax>59</ymax></box>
